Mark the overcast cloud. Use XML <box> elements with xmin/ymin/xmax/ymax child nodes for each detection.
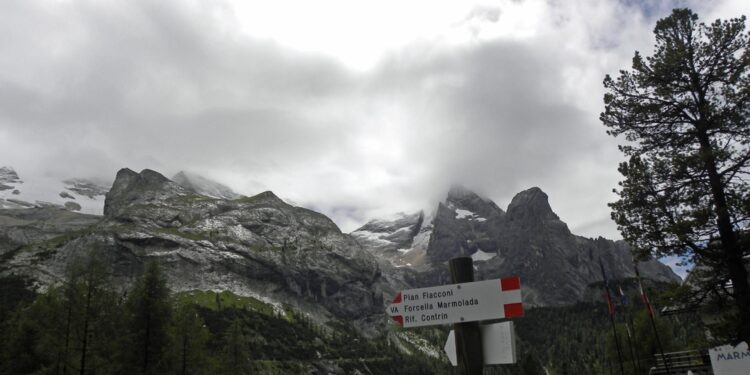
<box><xmin>1</xmin><ymin>0</ymin><xmax>749</xmax><ymax>239</ymax></box>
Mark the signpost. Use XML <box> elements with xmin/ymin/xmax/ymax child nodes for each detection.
<box><xmin>709</xmin><ymin>341</ymin><xmax>750</xmax><ymax>375</ymax></box>
<box><xmin>444</xmin><ymin>321</ymin><xmax>517</xmax><ymax>366</ymax></box>
<box><xmin>385</xmin><ymin>275</ymin><xmax>524</xmax><ymax>328</ymax></box>
<box><xmin>386</xmin><ymin>256</ymin><xmax>524</xmax><ymax>374</ymax></box>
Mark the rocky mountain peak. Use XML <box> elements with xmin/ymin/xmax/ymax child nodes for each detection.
<box><xmin>0</xmin><ymin>166</ymin><xmax>21</xmax><ymax>184</ymax></box>
<box><xmin>249</xmin><ymin>190</ymin><xmax>285</xmax><ymax>205</ymax></box>
<box><xmin>104</xmin><ymin>168</ymin><xmax>187</xmax><ymax>217</ymax></box>
<box><xmin>444</xmin><ymin>185</ymin><xmax>504</xmax><ymax>217</ymax></box>
<box><xmin>172</xmin><ymin>171</ymin><xmax>241</xmax><ymax>200</ymax></box>
<box><xmin>446</xmin><ymin>184</ymin><xmax>479</xmax><ymax>200</ymax></box>
<box><xmin>506</xmin><ymin>187</ymin><xmax>559</xmax><ymax>223</ymax></box>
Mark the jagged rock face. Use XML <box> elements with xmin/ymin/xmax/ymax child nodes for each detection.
<box><xmin>352</xmin><ymin>212</ymin><xmax>423</xmax><ymax>258</ymax></box>
<box><xmin>172</xmin><ymin>171</ymin><xmax>242</xmax><ymax>200</ymax></box>
<box><xmin>352</xmin><ymin>212</ymin><xmax>433</xmax><ymax>271</ymax></box>
<box><xmin>427</xmin><ymin>186</ymin><xmax>507</xmax><ymax>264</ymax></box>
<box><xmin>3</xmin><ymin>168</ymin><xmax>385</xmax><ymax>333</ymax></box>
<box><xmin>0</xmin><ymin>208</ymin><xmax>101</xmax><ymax>263</ymax></box>
<box><xmin>505</xmin><ymin>187</ymin><xmax>569</xmax><ymax>234</ymax></box>
<box><xmin>355</xmin><ymin>186</ymin><xmax>680</xmax><ymax>306</ymax></box>
<box><xmin>104</xmin><ymin>168</ymin><xmax>189</xmax><ymax>218</ymax></box>
<box><xmin>0</xmin><ymin>166</ymin><xmax>21</xmax><ymax>190</ymax></box>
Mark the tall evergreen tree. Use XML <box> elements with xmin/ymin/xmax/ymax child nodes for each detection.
<box><xmin>125</xmin><ymin>260</ymin><xmax>173</xmax><ymax>374</ymax></box>
<box><xmin>68</xmin><ymin>252</ymin><xmax>116</xmax><ymax>375</ymax></box>
<box><xmin>0</xmin><ymin>252</ymin><xmax>120</xmax><ymax>375</ymax></box>
<box><xmin>601</xmin><ymin>8</ymin><xmax>750</xmax><ymax>343</ymax></box>
<box><xmin>1</xmin><ymin>296</ymin><xmax>51</xmax><ymax>374</ymax></box>
<box><xmin>170</xmin><ymin>303</ymin><xmax>211</xmax><ymax>375</ymax></box>
<box><xmin>222</xmin><ymin>318</ymin><xmax>250</xmax><ymax>375</ymax></box>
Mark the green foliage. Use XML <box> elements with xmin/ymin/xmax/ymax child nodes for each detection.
<box><xmin>2</xmin><ymin>254</ymin><xmax>712</xmax><ymax>374</ymax></box>
<box><xmin>0</xmin><ymin>254</ymin><xmax>451</xmax><ymax>375</ymax></box>
<box><xmin>0</xmin><ymin>275</ymin><xmax>35</xmax><ymax>327</ymax></box>
<box><xmin>175</xmin><ymin>290</ymin><xmax>280</xmax><ymax>317</ymax></box>
<box><xmin>171</xmin><ymin>304</ymin><xmax>212</xmax><ymax>375</ymax></box>
<box><xmin>601</xmin><ymin>7</ymin><xmax>750</xmax><ymax>343</ymax></box>
<box><xmin>221</xmin><ymin>318</ymin><xmax>251</xmax><ymax>375</ymax></box>
<box><xmin>0</xmin><ymin>252</ymin><xmax>124</xmax><ymax>375</ymax></box>
<box><xmin>123</xmin><ymin>260</ymin><xmax>173</xmax><ymax>374</ymax></box>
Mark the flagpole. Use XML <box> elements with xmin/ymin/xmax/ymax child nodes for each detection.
<box><xmin>634</xmin><ymin>261</ymin><xmax>673</xmax><ymax>375</ymax></box>
<box><xmin>600</xmin><ymin>261</ymin><xmax>625</xmax><ymax>375</ymax></box>
<box><xmin>618</xmin><ymin>284</ymin><xmax>640</xmax><ymax>374</ymax></box>
<box><xmin>608</xmin><ymin>312</ymin><xmax>626</xmax><ymax>375</ymax></box>
<box><xmin>604</xmin><ymin>339</ymin><xmax>613</xmax><ymax>375</ymax></box>
<box><xmin>626</xmin><ymin>314</ymin><xmax>642</xmax><ymax>373</ymax></box>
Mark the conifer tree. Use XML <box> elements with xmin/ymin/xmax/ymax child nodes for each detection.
<box><xmin>124</xmin><ymin>260</ymin><xmax>173</xmax><ymax>374</ymax></box>
<box><xmin>171</xmin><ymin>303</ymin><xmax>211</xmax><ymax>375</ymax></box>
<box><xmin>222</xmin><ymin>318</ymin><xmax>250</xmax><ymax>375</ymax></box>
<box><xmin>601</xmin><ymin>8</ymin><xmax>750</xmax><ymax>343</ymax></box>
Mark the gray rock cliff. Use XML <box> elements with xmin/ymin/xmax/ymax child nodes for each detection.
<box><xmin>354</xmin><ymin>186</ymin><xmax>680</xmax><ymax>306</ymax></box>
<box><xmin>2</xmin><ymin>168</ymin><xmax>386</xmax><ymax>334</ymax></box>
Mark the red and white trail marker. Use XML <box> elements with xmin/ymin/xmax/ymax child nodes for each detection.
<box><xmin>386</xmin><ymin>276</ymin><xmax>523</xmax><ymax>328</ymax></box>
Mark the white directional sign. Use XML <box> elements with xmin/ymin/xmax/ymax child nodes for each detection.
<box><xmin>709</xmin><ymin>341</ymin><xmax>750</xmax><ymax>375</ymax></box>
<box><xmin>445</xmin><ymin>321</ymin><xmax>517</xmax><ymax>366</ymax></box>
<box><xmin>386</xmin><ymin>277</ymin><xmax>523</xmax><ymax>328</ymax></box>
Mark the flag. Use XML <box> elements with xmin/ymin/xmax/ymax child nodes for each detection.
<box><xmin>634</xmin><ymin>262</ymin><xmax>654</xmax><ymax>317</ymax></box>
<box><xmin>618</xmin><ymin>285</ymin><xmax>629</xmax><ymax>306</ymax></box>
<box><xmin>600</xmin><ymin>261</ymin><xmax>615</xmax><ymax>316</ymax></box>
<box><xmin>618</xmin><ymin>286</ymin><xmax>633</xmax><ymax>337</ymax></box>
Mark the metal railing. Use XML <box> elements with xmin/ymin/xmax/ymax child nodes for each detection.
<box><xmin>648</xmin><ymin>350</ymin><xmax>713</xmax><ymax>375</ymax></box>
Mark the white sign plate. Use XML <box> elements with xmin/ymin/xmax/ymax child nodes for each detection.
<box><xmin>709</xmin><ymin>341</ymin><xmax>750</xmax><ymax>375</ymax></box>
<box><xmin>386</xmin><ymin>277</ymin><xmax>523</xmax><ymax>328</ymax></box>
<box><xmin>444</xmin><ymin>321</ymin><xmax>517</xmax><ymax>366</ymax></box>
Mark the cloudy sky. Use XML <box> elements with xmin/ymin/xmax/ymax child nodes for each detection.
<box><xmin>1</xmin><ymin>0</ymin><xmax>748</xmax><ymax>254</ymax></box>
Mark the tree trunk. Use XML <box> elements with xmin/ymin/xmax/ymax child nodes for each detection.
<box><xmin>697</xmin><ymin>131</ymin><xmax>750</xmax><ymax>344</ymax></box>
<box><xmin>181</xmin><ymin>334</ymin><xmax>187</xmax><ymax>375</ymax></box>
<box><xmin>143</xmin><ymin>311</ymin><xmax>151</xmax><ymax>373</ymax></box>
<box><xmin>62</xmin><ymin>298</ymin><xmax>73</xmax><ymax>375</ymax></box>
<box><xmin>79</xmin><ymin>281</ymin><xmax>93</xmax><ymax>375</ymax></box>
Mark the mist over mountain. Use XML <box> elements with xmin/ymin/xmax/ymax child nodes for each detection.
<box><xmin>353</xmin><ymin>185</ymin><xmax>679</xmax><ymax>306</ymax></box>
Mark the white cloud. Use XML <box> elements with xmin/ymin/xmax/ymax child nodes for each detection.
<box><xmin>0</xmin><ymin>0</ymin><xmax>748</xmax><ymax>239</ymax></box>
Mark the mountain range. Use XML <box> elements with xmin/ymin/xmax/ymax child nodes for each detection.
<box><xmin>353</xmin><ymin>185</ymin><xmax>678</xmax><ymax>306</ymax></box>
<box><xmin>0</xmin><ymin>167</ymin><xmax>678</xmax><ymax>333</ymax></box>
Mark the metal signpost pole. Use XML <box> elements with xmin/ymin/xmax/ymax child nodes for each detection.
<box><xmin>449</xmin><ymin>257</ymin><xmax>483</xmax><ymax>375</ymax></box>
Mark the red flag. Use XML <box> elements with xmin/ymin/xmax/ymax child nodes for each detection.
<box><xmin>634</xmin><ymin>263</ymin><xmax>654</xmax><ymax>317</ymax></box>
<box><xmin>604</xmin><ymin>291</ymin><xmax>615</xmax><ymax>315</ymax></box>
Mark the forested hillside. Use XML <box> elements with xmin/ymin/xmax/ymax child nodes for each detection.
<box><xmin>0</xmin><ymin>254</ymin><xmax>705</xmax><ymax>375</ymax></box>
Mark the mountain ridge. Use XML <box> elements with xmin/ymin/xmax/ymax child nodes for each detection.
<box><xmin>1</xmin><ymin>168</ymin><xmax>387</xmax><ymax>336</ymax></box>
<box><xmin>1</xmin><ymin>168</ymin><xmax>679</xmax><ymax>329</ymax></box>
<box><xmin>352</xmin><ymin>185</ymin><xmax>680</xmax><ymax>306</ymax></box>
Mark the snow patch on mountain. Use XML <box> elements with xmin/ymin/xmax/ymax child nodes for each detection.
<box><xmin>455</xmin><ymin>209</ymin><xmax>473</xmax><ymax>219</ymax></box>
<box><xmin>0</xmin><ymin>166</ymin><xmax>108</xmax><ymax>214</ymax></box>
<box><xmin>352</xmin><ymin>230</ymin><xmax>393</xmax><ymax>245</ymax></box>
<box><xmin>454</xmin><ymin>208</ymin><xmax>487</xmax><ymax>222</ymax></box>
<box><xmin>471</xmin><ymin>249</ymin><xmax>497</xmax><ymax>262</ymax></box>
